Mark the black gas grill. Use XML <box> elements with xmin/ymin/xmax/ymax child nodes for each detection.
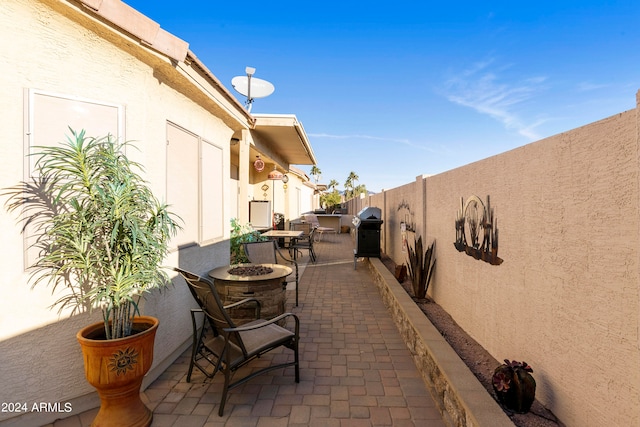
<box><xmin>352</xmin><ymin>207</ymin><xmax>383</xmax><ymax>269</ymax></box>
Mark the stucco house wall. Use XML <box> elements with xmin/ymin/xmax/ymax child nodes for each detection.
<box><xmin>363</xmin><ymin>99</ymin><xmax>640</xmax><ymax>426</ymax></box>
<box><xmin>0</xmin><ymin>0</ymin><xmax>249</xmax><ymax>424</ymax></box>
<box><xmin>246</xmin><ymin>166</ymin><xmax>316</xmax><ymax>226</ymax></box>
<box><xmin>285</xmin><ymin>168</ymin><xmax>317</xmax><ymax>220</ymax></box>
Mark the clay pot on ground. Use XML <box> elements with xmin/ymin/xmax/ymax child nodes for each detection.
<box><xmin>77</xmin><ymin>316</ymin><xmax>159</xmax><ymax>427</ymax></box>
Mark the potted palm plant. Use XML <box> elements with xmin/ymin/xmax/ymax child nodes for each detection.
<box><xmin>3</xmin><ymin>129</ymin><xmax>180</xmax><ymax>427</ymax></box>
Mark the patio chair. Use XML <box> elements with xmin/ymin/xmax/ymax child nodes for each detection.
<box><xmin>290</xmin><ymin>223</ymin><xmax>317</xmax><ymax>263</ymax></box>
<box><xmin>173</xmin><ymin>267</ymin><xmax>300</xmax><ymax>416</ymax></box>
<box><xmin>243</xmin><ymin>240</ymin><xmax>300</xmax><ymax>306</ymax></box>
<box><xmin>303</xmin><ymin>213</ymin><xmax>337</xmax><ymax>241</ymax></box>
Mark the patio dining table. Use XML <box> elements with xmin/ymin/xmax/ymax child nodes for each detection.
<box><xmin>261</xmin><ymin>229</ymin><xmax>303</xmax><ymax>249</ymax></box>
<box><xmin>261</xmin><ymin>230</ymin><xmax>303</xmax><ymax>238</ymax></box>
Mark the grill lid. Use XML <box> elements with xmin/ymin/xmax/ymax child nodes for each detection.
<box><xmin>356</xmin><ymin>206</ymin><xmax>381</xmax><ymax>220</ymax></box>
<box><xmin>353</xmin><ymin>206</ymin><xmax>382</xmax><ymax>227</ymax></box>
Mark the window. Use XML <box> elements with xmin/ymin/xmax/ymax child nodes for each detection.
<box><xmin>166</xmin><ymin>122</ymin><xmax>224</xmax><ymax>249</ymax></box>
<box><xmin>27</xmin><ymin>89</ymin><xmax>123</xmax><ymax>175</ymax></box>
<box><xmin>201</xmin><ymin>139</ymin><xmax>224</xmax><ymax>241</ymax></box>
<box><xmin>24</xmin><ymin>90</ymin><xmax>123</xmax><ymax>266</ymax></box>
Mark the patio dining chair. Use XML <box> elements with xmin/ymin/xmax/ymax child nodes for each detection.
<box><xmin>303</xmin><ymin>213</ymin><xmax>337</xmax><ymax>241</ymax></box>
<box><xmin>290</xmin><ymin>222</ymin><xmax>317</xmax><ymax>263</ymax></box>
<box><xmin>173</xmin><ymin>267</ymin><xmax>300</xmax><ymax>416</ymax></box>
<box><xmin>243</xmin><ymin>240</ymin><xmax>300</xmax><ymax>306</ymax></box>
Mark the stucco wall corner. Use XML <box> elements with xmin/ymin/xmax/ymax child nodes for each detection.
<box><xmin>637</xmin><ymin>89</ymin><xmax>640</xmax><ymax>356</ymax></box>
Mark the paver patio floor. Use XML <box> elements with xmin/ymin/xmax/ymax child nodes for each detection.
<box><xmin>46</xmin><ymin>233</ymin><xmax>445</xmax><ymax>427</ymax></box>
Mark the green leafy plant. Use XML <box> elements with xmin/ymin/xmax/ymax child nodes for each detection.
<box><xmin>320</xmin><ymin>190</ymin><xmax>342</xmax><ymax>212</ymax></box>
<box><xmin>273</xmin><ymin>212</ymin><xmax>285</xmax><ymax>227</ymax></box>
<box><xmin>405</xmin><ymin>235</ymin><xmax>436</xmax><ymax>299</ymax></box>
<box><xmin>492</xmin><ymin>359</ymin><xmax>536</xmax><ymax>413</ymax></box>
<box><xmin>230</xmin><ymin>218</ymin><xmax>265</xmax><ymax>263</ymax></box>
<box><xmin>3</xmin><ymin>129</ymin><xmax>180</xmax><ymax>340</ymax></box>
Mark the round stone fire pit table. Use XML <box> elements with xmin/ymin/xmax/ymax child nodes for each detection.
<box><xmin>208</xmin><ymin>263</ymin><xmax>292</xmax><ymax>325</ymax></box>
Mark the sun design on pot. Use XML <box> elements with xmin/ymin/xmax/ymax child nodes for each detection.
<box><xmin>108</xmin><ymin>347</ymin><xmax>138</xmax><ymax>376</ymax></box>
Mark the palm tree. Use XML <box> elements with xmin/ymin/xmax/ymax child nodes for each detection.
<box><xmin>354</xmin><ymin>184</ymin><xmax>367</xmax><ymax>197</ymax></box>
<box><xmin>344</xmin><ymin>171</ymin><xmax>359</xmax><ymax>200</ymax></box>
<box><xmin>310</xmin><ymin>165</ymin><xmax>322</xmax><ymax>184</ymax></box>
<box><xmin>328</xmin><ymin>179</ymin><xmax>339</xmax><ymax>191</ymax></box>
<box><xmin>346</xmin><ymin>171</ymin><xmax>359</xmax><ymax>186</ymax></box>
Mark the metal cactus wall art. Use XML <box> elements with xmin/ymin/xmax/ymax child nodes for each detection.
<box><xmin>397</xmin><ymin>199</ymin><xmax>415</xmax><ymax>232</ymax></box>
<box><xmin>454</xmin><ymin>195</ymin><xmax>503</xmax><ymax>265</ymax></box>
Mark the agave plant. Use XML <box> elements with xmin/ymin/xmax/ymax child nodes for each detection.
<box><xmin>3</xmin><ymin>129</ymin><xmax>180</xmax><ymax>339</ymax></box>
<box><xmin>405</xmin><ymin>235</ymin><xmax>436</xmax><ymax>299</ymax></box>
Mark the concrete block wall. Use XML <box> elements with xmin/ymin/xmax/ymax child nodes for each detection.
<box><xmin>353</xmin><ymin>97</ymin><xmax>640</xmax><ymax>426</ymax></box>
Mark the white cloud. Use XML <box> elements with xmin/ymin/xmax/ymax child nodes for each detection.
<box><xmin>308</xmin><ymin>132</ymin><xmax>436</xmax><ymax>152</ymax></box>
<box><xmin>576</xmin><ymin>81</ymin><xmax>610</xmax><ymax>92</ymax></box>
<box><xmin>443</xmin><ymin>59</ymin><xmax>548</xmax><ymax>141</ymax></box>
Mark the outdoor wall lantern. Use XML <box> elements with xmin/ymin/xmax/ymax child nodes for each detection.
<box><xmin>267</xmin><ymin>165</ymin><xmax>284</xmax><ymax>180</ymax></box>
<box><xmin>267</xmin><ymin>167</ymin><xmax>286</xmax><ymax>225</ymax></box>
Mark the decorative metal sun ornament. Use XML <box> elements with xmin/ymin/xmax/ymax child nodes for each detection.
<box><xmin>254</xmin><ymin>156</ymin><xmax>265</xmax><ymax>172</ymax></box>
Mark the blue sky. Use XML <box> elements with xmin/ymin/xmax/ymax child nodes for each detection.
<box><xmin>124</xmin><ymin>1</ymin><xmax>640</xmax><ymax>192</ymax></box>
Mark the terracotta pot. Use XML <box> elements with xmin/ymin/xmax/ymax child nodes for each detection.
<box><xmin>77</xmin><ymin>316</ymin><xmax>159</xmax><ymax>427</ymax></box>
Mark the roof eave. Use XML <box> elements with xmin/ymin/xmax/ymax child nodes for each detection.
<box><xmin>251</xmin><ymin>114</ymin><xmax>317</xmax><ymax>167</ymax></box>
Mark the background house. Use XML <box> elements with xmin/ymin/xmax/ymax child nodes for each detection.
<box><xmin>230</xmin><ymin>113</ymin><xmax>317</xmax><ymax>225</ymax></box>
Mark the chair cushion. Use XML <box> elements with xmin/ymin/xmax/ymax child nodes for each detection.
<box><xmin>238</xmin><ymin>319</ymin><xmax>295</xmax><ymax>358</ymax></box>
<box><xmin>213</xmin><ymin>320</ymin><xmax>295</xmax><ymax>368</ymax></box>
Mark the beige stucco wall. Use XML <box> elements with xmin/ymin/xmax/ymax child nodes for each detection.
<box><xmin>0</xmin><ymin>0</ymin><xmax>242</xmax><ymax>424</ymax></box>
<box><xmin>284</xmin><ymin>172</ymin><xmax>316</xmax><ymax>220</ymax></box>
<box><xmin>364</xmin><ymin>104</ymin><xmax>640</xmax><ymax>426</ymax></box>
<box><xmin>247</xmin><ymin>167</ymin><xmax>316</xmax><ymax>226</ymax></box>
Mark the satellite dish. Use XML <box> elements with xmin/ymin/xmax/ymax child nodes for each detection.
<box><xmin>232</xmin><ymin>67</ymin><xmax>275</xmax><ymax>112</ymax></box>
<box><xmin>232</xmin><ymin>76</ymin><xmax>275</xmax><ymax>99</ymax></box>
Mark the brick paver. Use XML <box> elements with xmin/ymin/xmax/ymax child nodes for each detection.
<box><xmin>47</xmin><ymin>233</ymin><xmax>445</xmax><ymax>426</ymax></box>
